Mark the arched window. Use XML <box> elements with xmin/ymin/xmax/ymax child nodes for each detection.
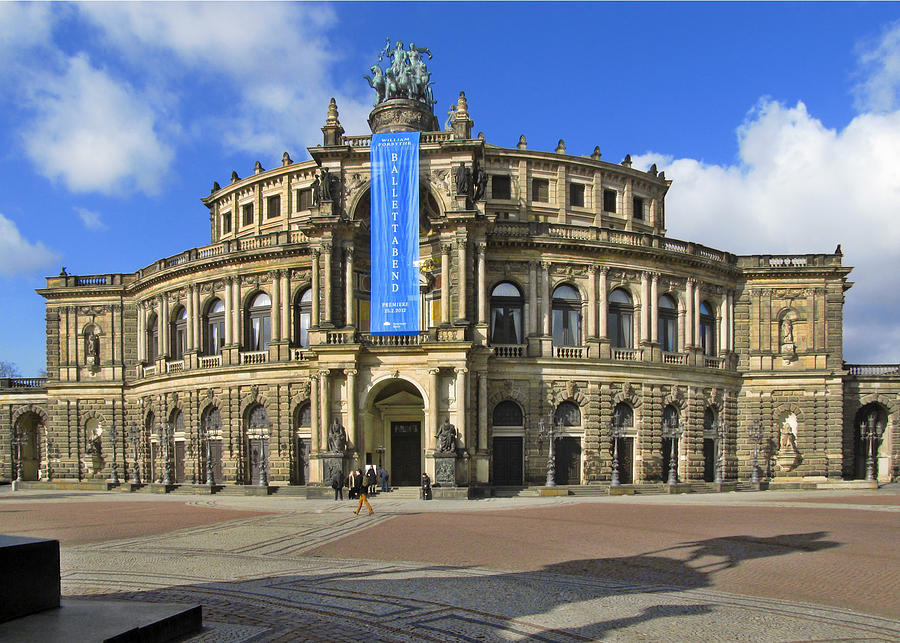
<box><xmin>658</xmin><ymin>294</ymin><xmax>677</xmax><ymax>352</ymax></box>
<box><xmin>295</xmin><ymin>289</ymin><xmax>312</xmax><ymax>348</ymax></box>
<box><xmin>295</xmin><ymin>403</ymin><xmax>311</xmax><ymax>428</ymax></box>
<box><xmin>699</xmin><ymin>301</ymin><xmax>716</xmax><ymax>356</ymax></box>
<box><xmin>170</xmin><ymin>307</ymin><xmax>187</xmax><ymax>360</ymax></box>
<box><xmin>490</xmin><ymin>282</ymin><xmax>523</xmax><ymax>344</ymax></box>
<box><xmin>204</xmin><ymin>299</ymin><xmax>225</xmax><ymax>356</ymax></box>
<box><xmin>552</xmin><ymin>284</ymin><xmax>581</xmax><ymax>346</ymax></box>
<box><xmin>704</xmin><ymin>407</ymin><xmax>716</xmax><ymax>432</ymax></box>
<box><xmin>146</xmin><ymin>314</ymin><xmax>159</xmax><ymax>362</ymax></box>
<box><xmin>613</xmin><ymin>402</ymin><xmax>634</xmax><ymax>428</ymax></box>
<box><xmin>554</xmin><ymin>401</ymin><xmax>581</xmax><ymax>426</ymax></box>
<box><xmin>492</xmin><ymin>400</ymin><xmax>523</xmax><ymax>427</ymax></box>
<box><xmin>608</xmin><ymin>289</ymin><xmax>633</xmax><ymax>348</ymax></box>
<box><xmin>246</xmin><ymin>292</ymin><xmax>272</xmax><ymax>351</ymax></box>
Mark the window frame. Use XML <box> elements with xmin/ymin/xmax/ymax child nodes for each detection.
<box><xmin>658</xmin><ymin>294</ymin><xmax>678</xmax><ymax>352</ymax></box>
<box><xmin>532</xmin><ymin>178</ymin><xmax>550</xmax><ymax>203</ymax></box>
<box><xmin>569</xmin><ymin>183</ymin><xmax>585</xmax><ymax>208</ymax></box>
<box><xmin>633</xmin><ymin>196</ymin><xmax>645</xmax><ymax>220</ymax></box>
<box><xmin>242</xmin><ymin>203</ymin><xmax>254</xmax><ymax>226</ymax></box>
<box><xmin>603</xmin><ymin>189</ymin><xmax>617</xmax><ymax>213</ymax></box>
<box><xmin>490</xmin><ymin>282</ymin><xmax>524</xmax><ymax>345</ymax></box>
<box><xmin>552</xmin><ymin>284</ymin><xmax>582</xmax><ymax>347</ymax></box>
<box><xmin>266</xmin><ymin>194</ymin><xmax>281</xmax><ymax>219</ymax></box>
<box><xmin>222</xmin><ymin>210</ymin><xmax>232</xmax><ymax>234</ymax></box>
<box><xmin>699</xmin><ymin>301</ymin><xmax>716</xmax><ymax>356</ymax></box>
<box><xmin>491</xmin><ymin>175</ymin><xmax>512</xmax><ymax>200</ymax></box>
<box><xmin>245</xmin><ymin>292</ymin><xmax>272</xmax><ymax>352</ymax></box>
<box><xmin>295</xmin><ymin>288</ymin><xmax>312</xmax><ymax>348</ymax></box>
<box><xmin>204</xmin><ymin>299</ymin><xmax>226</xmax><ymax>356</ymax></box>
<box><xmin>170</xmin><ymin>307</ymin><xmax>188</xmax><ymax>360</ymax></box>
<box><xmin>608</xmin><ymin>288</ymin><xmax>634</xmax><ymax>348</ymax></box>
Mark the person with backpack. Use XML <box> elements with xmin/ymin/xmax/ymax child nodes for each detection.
<box><xmin>379</xmin><ymin>466</ymin><xmax>390</xmax><ymax>492</ymax></box>
<box><xmin>353</xmin><ymin>468</ymin><xmax>374</xmax><ymax>515</ymax></box>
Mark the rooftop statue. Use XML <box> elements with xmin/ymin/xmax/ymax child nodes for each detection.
<box><xmin>364</xmin><ymin>38</ymin><xmax>436</xmax><ymax>108</ymax></box>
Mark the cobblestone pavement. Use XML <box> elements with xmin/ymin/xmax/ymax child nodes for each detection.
<box><xmin>1</xmin><ymin>487</ymin><xmax>898</xmax><ymax>642</ymax></box>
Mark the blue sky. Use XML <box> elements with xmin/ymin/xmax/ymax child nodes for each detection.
<box><xmin>2</xmin><ymin>2</ymin><xmax>900</xmax><ymax>376</ymax></box>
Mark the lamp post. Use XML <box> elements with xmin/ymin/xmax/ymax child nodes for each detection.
<box><xmin>45</xmin><ymin>437</ymin><xmax>54</xmax><ymax>481</ymax></box>
<box><xmin>607</xmin><ymin>409</ymin><xmax>624</xmax><ymax>487</ymax></box>
<box><xmin>537</xmin><ymin>413</ymin><xmax>558</xmax><ymax>486</ymax></box>
<box><xmin>128</xmin><ymin>423</ymin><xmax>141</xmax><ymax>485</ymax></box>
<box><xmin>258</xmin><ymin>435</ymin><xmax>269</xmax><ymax>488</ymax></box>
<box><xmin>714</xmin><ymin>417</ymin><xmax>726</xmax><ymax>484</ymax></box>
<box><xmin>748</xmin><ymin>421</ymin><xmax>763</xmax><ymax>484</ymax></box>
<box><xmin>203</xmin><ymin>428</ymin><xmax>215</xmax><ymax>486</ymax></box>
<box><xmin>862</xmin><ymin>413</ymin><xmax>881</xmax><ymax>482</ymax></box>
<box><xmin>162</xmin><ymin>422</ymin><xmax>173</xmax><ymax>486</ymax></box>
<box><xmin>662</xmin><ymin>414</ymin><xmax>682</xmax><ymax>486</ymax></box>
<box><xmin>109</xmin><ymin>422</ymin><xmax>120</xmax><ymax>485</ymax></box>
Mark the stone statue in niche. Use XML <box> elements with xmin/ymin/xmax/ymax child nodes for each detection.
<box><xmin>319</xmin><ymin>168</ymin><xmax>334</xmax><ymax>202</ymax></box>
<box><xmin>436</xmin><ymin>418</ymin><xmax>456</xmax><ymax>453</ymax></box>
<box><xmin>455</xmin><ymin>163</ymin><xmax>470</xmax><ymax>196</ymax></box>
<box><xmin>85</xmin><ymin>426</ymin><xmax>104</xmax><ymax>476</ymax></box>
<box><xmin>775</xmin><ymin>421</ymin><xmax>801</xmax><ymax>472</ymax></box>
<box><xmin>86</xmin><ymin>331</ymin><xmax>100</xmax><ymax>368</ymax></box>
<box><xmin>327</xmin><ymin>418</ymin><xmax>347</xmax><ymax>453</ymax></box>
<box><xmin>780</xmin><ymin>315</ymin><xmax>798</xmax><ymax>361</ymax></box>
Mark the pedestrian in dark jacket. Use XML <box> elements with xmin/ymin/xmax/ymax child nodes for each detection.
<box><xmin>421</xmin><ymin>472</ymin><xmax>432</xmax><ymax>500</ymax></box>
<box><xmin>353</xmin><ymin>468</ymin><xmax>373</xmax><ymax>515</ymax></box>
<box><xmin>379</xmin><ymin>466</ymin><xmax>390</xmax><ymax>492</ymax></box>
<box><xmin>366</xmin><ymin>466</ymin><xmax>378</xmax><ymax>495</ymax></box>
<box><xmin>331</xmin><ymin>469</ymin><xmax>344</xmax><ymax>501</ymax></box>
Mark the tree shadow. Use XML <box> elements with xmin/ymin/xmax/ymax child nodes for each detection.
<box><xmin>64</xmin><ymin>531</ymin><xmax>843</xmax><ymax>641</ymax></box>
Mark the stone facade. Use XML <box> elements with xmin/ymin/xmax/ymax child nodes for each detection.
<box><xmin>1</xmin><ymin>92</ymin><xmax>897</xmax><ymax>489</ymax></box>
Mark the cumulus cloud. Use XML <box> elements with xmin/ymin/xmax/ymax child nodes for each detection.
<box><xmin>74</xmin><ymin>207</ymin><xmax>106</xmax><ymax>231</ymax></box>
<box><xmin>0</xmin><ymin>213</ymin><xmax>59</xmax><ymax>277</ymax></box>
<box><xmin>0</xmin><ymin>3</ymin><xmax>54</xmax><ymax>57</ymax></box>
<box><xmin>854</xmin><ymin>21</ymin><xmax>900</xmax><ymax>112</ymax></box>
<box><xmin>76</xmin><ymin>2</ymin><xmax>371</xmax><ymax>155</ymax></box>
<box><xmin>22</xmin><ymin>54</ymin><xmax>174</xmax><ymax>195</ymax></box>
<box><xmin>633</xmin><ymin>99</ymin><xmax>900</xmax><ymax>363</ymax></box>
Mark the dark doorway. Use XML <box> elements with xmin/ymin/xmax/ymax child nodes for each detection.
<box><xmin>202</xmin><ymin>439</ymin><xmax>223</xmax><ymax>484</ymax></box>
<box><xmin>391</xmin><ymin>421</ymin><xmax>421</xmax><ymax>485</ymax></box>
<box><xmin>703</xmin><ymin>438</ymin><xmax>716</xmax><ymax>482</ymax></box>
<box><xmin>614</xmin><ymin>437</ymin><xmax>633</xmax><ymax>484</ymax></box>
<box><xmin>853</xmin><ymin>404</ymin><xmax>885</xmax><ymax>479</ymax></box>
<box><xmin>661</xmin><ymin>437</ymin><xmax>674</xmax><ymax>482</ymax></box>
<box><xmin>174</xmin><ymin>441</ymin><xmax>186</xmax><ymax>483</ymax></box>
<box><xmin>296</xmin><ymin>437</ymin><xmax>311</xmax><ymax>485</ymax></box>
<box><xmin>150</xmin><ymin>443</ymin><xmax>159</xmax><ymax>483</ymax></box>
<box><xmin>493</xmin><ymin>436</ymin><xmax>523</xmax><ymax>485</ymax></box>
<box><xmin>555</xmin><ymin>437</ymin><xmax>582</xmax><ymax>485</ymax></box>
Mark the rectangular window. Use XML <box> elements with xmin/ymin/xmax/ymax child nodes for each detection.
<box><xmin>296</xmin><ymin>188</ymin><xmax>314</xmax><ymax>211</ymax></box>
<box><xmin>267</xmin><ymin>194</ymin><xmax>281</xmax><ymax>219</ymax></box>
<box><xmin>603</xmin><ymin>189</ymin><xmax>617</xmax><ymax>213</ymax></box>
<box><xmin>532</xmin><ymin>178</ymin><xmax>549</xmax><ymax>203</ymax></box>
<box><xmin>569</xmin><ymin>183</ymin><xmax>585</xmax><ymax>208</ymax></box>
<box><xmin>222</xmin><ymin>211</ymin><xmax>232</xmax><ymax>234</ymax></box>
<box><xmin>491</xmin><ymin>175</ymin><xmax>511</xmax><ymax>200</ymax></box>
<box><xmin>242</xmin><ymin>203</ymin><xmax>254</xmax><ymax>226</ymax></box>
<box><xmin>633</xmin><ymin>196</ymin><xmax>645</xmax><ymax>220</ymax></box>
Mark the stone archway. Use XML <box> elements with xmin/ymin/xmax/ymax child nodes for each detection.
<box><xmin>13</xmin><ymin>411</ymin><xmax>43</xmax><ymax>481</ymax></box>
<box><xmin>362</xmin><ymin>375</ymin><xmax>428</xmax><ymax>486</ymax></box>
<box><xmin>853</xmin><ymin>403</ymin><xmax>888</xmax><ymax>480</ymax></box>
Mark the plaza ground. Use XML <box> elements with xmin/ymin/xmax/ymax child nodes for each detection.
<box><xmin>0</xmin><ymin>486</ymin><xmax>897</xmax><ymax>641</ymax></box>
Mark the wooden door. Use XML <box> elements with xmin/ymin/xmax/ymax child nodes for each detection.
<box><xmin>391</xmin><ymin>422</ymin><xmax>421</xmax><ymax>486</ymax></box>
<box><xmin>616</xmin><ymin>437</ymin><xmax>634</xmax><ymax>484</ymax></box>
<box><xmin>492</xmin><ymin>436</ymin><xmax>523</xmax><ymax>485</ymax></box>
<box><xmin>555</xmin><ymin>437</ymin><xmax>582</xmax><ymax>485</ymax></box>
<box><xmin>703</xmin><ymin>438</ymin><xmax>715</xmax><ymax>482</ymax></box>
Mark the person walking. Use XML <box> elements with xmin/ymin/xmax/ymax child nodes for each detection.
<box><xmin>379</xmin><ymin>465</ymin><xmax>390</xmax><ymax>492</ymax></box>
<box><xmin>366</xmin><ymin>466</ymin><xmax>378</xmax><ymax>495</ymax></box>
<box><xmin>331</xmin><ymin>468</ymin><xmax>345</xmax><ymax>501</ymax></box>
<box><xmin>353</xmin><ymin>468</ymin><xmax>374</xmax><ymax>515</ymax></box>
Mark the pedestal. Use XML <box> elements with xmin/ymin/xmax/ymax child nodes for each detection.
<box><xmin>433</xmin><ymin>453</ymin><xmax>457</xmax><ymax>486</ymax></box>
<box><xmin>321</xmin><ymin>452</ymin><xmax>348</xmax><ymax>485</ymax></box>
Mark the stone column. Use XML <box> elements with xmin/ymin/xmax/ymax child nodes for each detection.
<box><xmin>476</xmin><ymin>242</ymin><xmax>487</xmax><ymax>325</ymax></box>
<box><xmin>192</xmin><ymin>286</ymin><xmax>201</xmax><ymax>351</ymax></box>
<box><xmin>319</xmin><ymin>369</ymin><xmax>331</xmax><ymax>448</ymax></box>
<box><xmin>322</xmin><ymin>242</ymin><xmax>333</xmax><ymax>325</ymax></box>
<box><xmin>224</xmin><ymin>278</ymin><xmax>233</xmax><ymax>346</ymax></box>
<box><xmin>281</xmin><ymin>270</ymin><xmax>290</xmax><ymax>342</ymax></box>
<box><xmin>137</xmin><ymin>301</ymin><xmax>145</xmax><ymax>362</ymax></box>
<box><xmin>719</xmin><ymin>297</ymin><xmax>727</xmax><ymax>355</ymax></box>
<box><xmin>346</xmin><ymin>369</ymin><xmax>357</xmax><ymax>454</ymax></box>
<box><xmin>542</xmin><ymin>262</ymin><xmax>551</xmax><ymax>336</ymax></box>
<box><xmin>651</xmin><ymin>273</ymin><xmax>659</xmax><ymax>343</ymax></box>
<box><xmin>157</xmin><ymin>295</ymin><xmax>166</xmax><ymax>357</ymax></box>
<box><xmin>233</xmin><ymin>277</ymin><xmax>242</xmax><ymax>348</ymax></box>
<box><xmin>310</xmin><ymin>373</ymin><xmax>320</xmax><ymax>454</ymax></box>
<box><xmin>441</xmin><ymin>243</ymin><xmax>451</xmax><ymax>325</ymax></box>
<box><xmin>345</xmin><ymin>244</ymin><xmax>355</xmax><ymax>327</ymax></box>
<box><xmin>271</xmin><ymin>270</ymin><xmax>281</xmax><ymax>343</ymax></box>
<box><xmin>598</xmin><ymin>268</ymin><xmax>608</xmax><ymax>338</ymax></box>
<box><xmin>186</xmin><ymin>285</ymin><xmax>194</xmax><ymax>352</ymax></box>
<box><xmin>640</xmin><ymin>272</ymin><xmax>650</xmax><ymax>343</ymax></box>
<box><xmin>428</xmin><ymin>368</ymin><xmax>439</xmax><ymax>453</ymax></box>
<box><xmin>311</xmin><ymin>249</ymin><xmax>320</xmax><ymax>327</ymax></box>
<box><xmin>528</xmin><ymin>261</ymin><xmax>538</xmax><ymax>336</ymax></box>
<box><xmin>727</xmin><ymin>289</ymin><xmax>734</xmax><ymax>352</ymax></box>
<box><xmin>456</xmin><ymin>238</ymin><xmax>467</xmax><ymax>322</ymax></box>
<box><xmin>685</xmin><ymin>279</ymin><xmax>694</xmax><ymax>348</ymax></box>
<box><xmin>478</xmin><ymin>372</ymin><xmax>488</xmax><ymax>452</ymax></box>
<box><xmin>693</xmin><ymin>284</ymin><xmax>701</xmax><ymax>349</ymax></box>
<box><xmin>455</xmin><ymin>367</ymin><xmax>468</xmax><ymax>448</ymax></box>
<box><xmin>588</xmin><ymin>267</ymin><xmax>597</xmax><ymax>339</ymax></box>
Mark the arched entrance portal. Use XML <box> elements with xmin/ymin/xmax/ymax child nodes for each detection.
<box><xmin>853</xmin><ymin>403</ymin><xmax>887</xmax><ymax>480</ymax></box>
<box><xmin>364</xmin><ymin>378</ymin><xmax>426</xmax><ymax>487</ymax></box>
<box><xmin>13</xmin><ymin>412</ymin><xmax>42</xmax><ymax>481</ymax></box>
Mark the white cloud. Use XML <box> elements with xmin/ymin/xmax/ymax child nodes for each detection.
<box><xmin>854</xmin><ymin>21</ymin><xmax>900</xmax><ymax>112</ymax></box>
<box><xmin>76</xmin><ymin>2</ymin><xmax>371</xmax><ymax>155</ymax></box>
<box><xmin>0</xmin><ymin>213</ymin><xmax>59</xmax><ymax>277</ymax></box>
<box><xmin>22</xmin><ymin>54</ymin><xmax>174</xmax><ymax>195</ymax></box>
<box><xmin>74</xmin><ymin>207</ymin><xmax>106</xmax><ymax>231</ymax></box>
<box><xmin>0</xmin><ymin>3</ymin><xmax>54</xmax><ymax>56</ymax></box>
<box><xmin>633</xmin><ymin>99</ymin><xmax>900</xmax><ymax>363</ymax></box>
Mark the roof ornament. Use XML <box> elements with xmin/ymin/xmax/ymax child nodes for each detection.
<box><xmin>211</xmin><ymin>181</ymin><xmax>220</xmax><ymax>194</ymax></box>
<box><xmin>282</xmin><ymin>152</ymin><xmax>292</xmax><ymax>167</ymax></box>
<box><xmin>231</xmin><ymin>171</ymin><xmax>239</xmax><ymax>183</ymax></box>
<box><xmin>621</xmin><ymin>154</ymin><xmax>632</xmax><ymax>167</ymax></box>
<box><xmin>648</xmin><ymin>163</ymin><xmax>658</xmax><ymax>177</ymax></box>
<box><xmin>365</xmin><ymin>38</ymin><xmax>435</xmax><ymax>107</ymax></box>
<box><xmin>555</xmin><ymin>139</ymin><xmax>566</xmax><ymax>154</ymax></box>
<box><xmin>517</xmin><ymin>134</ymin><xmax>527</xmax><ymax>150</ymax></box>
<box><xmin>254</xmin><ymin>161</ymin><xmax>263</xmax><ymax>175</ymax></box>
<box><xmin>591</xmin><ymin>146</ymin><xmax>602</xmax><ymax>160</ymax></box>
<box><xmin>322</xmin><ymin>98</ymin><xmax>344</xmax><ymax>145</ymax></box>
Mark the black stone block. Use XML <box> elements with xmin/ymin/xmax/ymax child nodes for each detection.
<box><xmin>0</xmin><ymin>535</ymin><xmax>61</xmax><ymax>622</ymax></box>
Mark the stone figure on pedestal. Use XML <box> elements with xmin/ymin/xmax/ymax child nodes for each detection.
<box><xmin>455</xmin><ymin>163</ymin><xmax>470</xmax><ymax>196</ymax></box>
<box><xmin>327</xmin><ymin>418</ymin><xmax>347</xmax><ymax>453</ymax></box>
<box><xmin>436</xmin><ymin>418</ymin><xmax>456</xmax><ymax>453</ymax></box>
<box><xmin>86</xmin><ymin>331</ymin><xmax>100</xmax><ymax>367</ymax></box>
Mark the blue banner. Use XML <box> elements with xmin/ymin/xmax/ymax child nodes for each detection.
<box><xmin>370</xmin><ymin>132</ymin><xmax>420</xmax><ymax>335</ymax></box>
